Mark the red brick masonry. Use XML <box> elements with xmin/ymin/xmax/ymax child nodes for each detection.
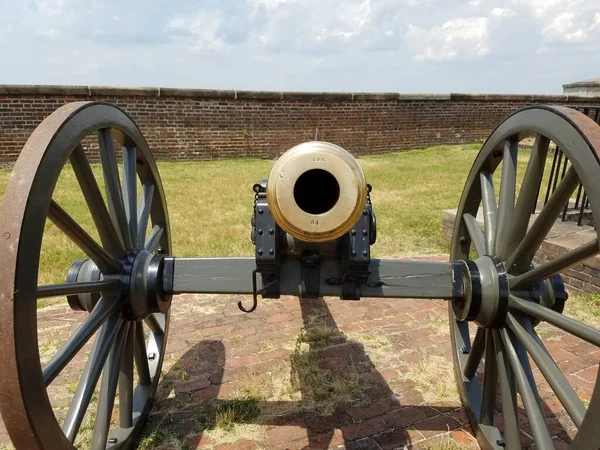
<box><xmin>0</xmin><ymin>85</ymin><xmax>599</xmax><ymax>166</ymax></box>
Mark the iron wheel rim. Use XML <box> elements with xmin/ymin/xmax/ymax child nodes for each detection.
<box><xmin>0</xmin><ymin>102</ymin><xmax>171</xmax><ymax>449</ymax></box>
<box><xmin>450</xmin><ymin>105</ymin><xmax>600</xmax><ymax>449</ymax></box>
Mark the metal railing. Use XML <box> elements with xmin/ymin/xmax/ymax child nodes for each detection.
<box><xmin>536</xmin><ymin>106</ymin><xmax>600</xmax><ymax>228</ymax></box>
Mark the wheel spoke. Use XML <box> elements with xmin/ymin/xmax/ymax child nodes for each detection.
<box><xmin>493</xmin><ymin>330</ymin><xmax>520</xmax><ymax>448</ymax></box>
<box><xmin>137</xmin><ymin>182</ymin><xmax>155</xmax><ymax>249</ymax></box>
<box><xmin>480</xmin><ymin>329</ymin><xmax>498</xmax><ymax>426</ymax></box>
<box><xmin>43</xmin><ymin>296</ymin><xmax>120</xmax><ymax>386</ymax></box>
<box><xmin>37</xmin><ymin>279</ymin><xmax>120</xmax><ymax>299</ymax></box>
<box><xmin>144</xmin><ymin>313</ymin><xmax>164</xmax><ymax>335</ymax></box>
<box><xmin>91</xmin><ymin>321</ymin><xmax>130</xmax><ymax>450</ymax></box>
<box><xmin>510</xmin><ymin>239</ymin><xmax>599</xmax><ymax>288</ymax></box>
<box><xmin>506</xmin><ymin>314</ymin><xmax>586</xmax><ymax>427</ymax></box>
<box><xmin>62</xmin><ymin>312</ymin><xmax>123</xmax><ymax>442</ymax></box>
<box><xmin>145</xmin><ymin>225</ymin><xmax>164</xmax><ymax>253</ymax></box>
<box><xmin>122</xmin><ymin>145</ymin><xmax>138</xmax><ymax>247</ymax></box>
<box><xmin>510</xmin><ymin>295</ymin><xmax>600</xmax><ymax>347</ymax></box>
<box><xmin>119</xmin><ymin>321</ymin><xmax>135</xmax><ymax>428</ymax></box>
<box><xmin>480</xmin><ymin>171</ymin><xmax>497</xmax><ymax>255</ymax></box>
<box><xmin>505</xmin><ymin>166</ymin><xmax>579</xmax><ymax>272</ymax></box>
<box><xmin>510</xmin><ymin>319</ymin><xmax>543</xmax><ymax>412</ymax></box>
<box><xmin>500</xmin><ymin>328</ymin><xmax>554</xmax><ymax>449</ymax></box>
<box><xmin>464</xmin><ymin>327</ymin><xmax>486</xmax><ymax>378</ymax></box>
<box><xmin>133</xmin><ymin>322</ymin><xmax>152</xmax><ymax>385</ymax></box>
<box><xmin>70</xmin><ymin>144</ymin><xmax>125</xmax><ymax>258</ymax></box>
<box><xmin>98</xmin><ymin>128</ymin><xmax>132</xmax><ymax>249</ymax></box>
<box><xmin>48</xmin><ymin>200</ymin><xmax>120</xmax><ymax>274</ymax></box>
<box><xmin>495</xmin><ymin>139</ymin><xmax>518</xmax><ymax>259</ymax></box>
<box><xmin>463</xmin><ymin>213</ymin><xmax>486</xmax><ymax>257</ymax></box>
<box><xmin>506</xmin><ymin>135</ymin><xmax>550</xmax><ymax>258</ymax></box>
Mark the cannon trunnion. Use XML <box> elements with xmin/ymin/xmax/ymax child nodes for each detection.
<box><xmin>1</xmin><ymin>101</ymin><xmax>600</xmax><ymax>450</ymax></box>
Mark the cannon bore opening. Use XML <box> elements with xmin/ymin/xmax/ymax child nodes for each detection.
<box><xmin>293</xmin><ymin>169</ymin><xmax>340</xmax><ymax>215</ymax></box>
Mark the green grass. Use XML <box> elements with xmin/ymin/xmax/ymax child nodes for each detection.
<box><xmin>0</xmin><ymin>144</ymin><xmax>484</xmax><ymax>288</ymax></box>
<box><xmin>424</xmin><ymin>438</ymin><xmax>478</xmax><ymax>449</ymax></box>
<box><xmin>361</xmin><ymin>144</ymin><xmax>481</xmax><ymax>256</ymax></box>
<box><xmin>564</xmin><ymin>292</ymin><xmax>600</xmax><ymax>328</ymax></box>
<box><xmin>289</xmin><ymin>327</ymin><xmax>370</xmax><ymax>416</ymax></box>
<box><xmin>213</xmin><ymin>395</ymin><xmax>262</xmax><ymax>431</ymax></box>
<box><xmin>0</xmin><ymin>141</ymin><xmax>571</xmax><ymax>287</ymax></box>
<box><xmin>136</xmin><ymin>429</ymin><xmax>169</xmax><ymax>450</ymax></box>
<box><xmin>296</xmin><ymin>323</ymin><xmax>344</xmax><ymax>347</ymax></box>
<box><xmin>402</xmin><ymin>354</ymin><xmax>459</xmax><ymax>404</ymax></box>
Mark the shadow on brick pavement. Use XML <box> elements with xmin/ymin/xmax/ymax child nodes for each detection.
<box><xmin>144</xmin><ymin>295</ymin><xmax>574</xmax><ymax>450</ymax></box>
<box><xmin>0</xmin><ymin>289</ymin><xmax>582</xmax><ymax>450</ymax></box>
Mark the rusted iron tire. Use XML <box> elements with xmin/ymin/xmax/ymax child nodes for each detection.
<box><xmin>0</xmin><ymin>102</ymin><xmax>171</xmax><ymax>449</ymax></box>
<box><xmin>450</xmin><ymin>106</ymin><xmax>600</xmax><ymax>449</ymax></box>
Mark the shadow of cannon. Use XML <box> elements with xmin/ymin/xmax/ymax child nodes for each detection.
<box><xmin>142</xmin><ymin>297</ymin><xmax>570</xmax><ymax>449</ymax></box>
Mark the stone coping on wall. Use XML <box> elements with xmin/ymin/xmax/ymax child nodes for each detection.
<box><xmin>1</xmin><ymin>84</ymin><xmax>600</xmax><ymax>103</ymax></box>
<box><xmin>563</xmin><ymin>78</ymin><xmax>600</xmax><ymax>88</ymax></box>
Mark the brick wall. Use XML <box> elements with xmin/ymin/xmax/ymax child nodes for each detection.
<box><xmin>1</xmin><ymin>85</ymin><xmax>599</xmax><ymax>166</ymax></box>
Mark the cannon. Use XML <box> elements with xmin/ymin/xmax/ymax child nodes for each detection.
<box><xmin>0</xmin><ymin>101</ymin><xmax>599</xmax><ymax>449</ymax></box>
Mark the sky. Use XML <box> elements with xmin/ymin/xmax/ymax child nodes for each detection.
<box><xmin>0</xmin><ymin>0</ymin><xmax>599</xmax><ymax>94</ymax></box>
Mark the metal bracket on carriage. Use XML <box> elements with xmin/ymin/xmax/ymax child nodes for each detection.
<box><xmin>243</xmin><ymin>181</ymin><xmax>281</xmax><ymax>312</ymax></box>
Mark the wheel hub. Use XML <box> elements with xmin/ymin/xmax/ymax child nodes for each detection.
<box><xmin>66</xmin><ymin>251</ymin><xmax>171</xmax><ymax>319</ymax></box>
<box><xmin>453</xmin><ymin>256</ymin><xmax>509</xmax><ymax>328</ymax></box>
<box><xmin>66</xmin><ymin>259</ymin><xmax>103</xmax><ymax>312</ymax></box>
<box><xmin>453</xmin><ymin>256</ymin><xmax>569</xmax><ymax>329</ymax></box>
<box><xmin>125</xmin><ymin>250</ymin><xmax>171</xmax><ymax>319</ymax></box>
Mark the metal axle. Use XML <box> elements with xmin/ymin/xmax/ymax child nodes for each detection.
<box><xmin>163</xmin><ymin>257</ymin><xmax>466</xmax><ymax>300</ymax></box>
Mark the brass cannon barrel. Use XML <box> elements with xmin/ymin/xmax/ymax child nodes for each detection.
<box><xmin>266</xmin><ymin>141</ymin><xmax>367</xmax><ymax>242</ymax></box>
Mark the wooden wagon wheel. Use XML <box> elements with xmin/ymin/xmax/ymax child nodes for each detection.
<box><xmin>450</xmin><ymin>106</ymin><xmax>600</xmax><ymax>449</ymax></box>
<box><xmin>0</xmin><ymin>102</ymin><xmax>172</xmax><ymax>449</ymax></box>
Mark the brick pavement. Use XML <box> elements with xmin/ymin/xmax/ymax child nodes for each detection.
<box><xmin>0</xmin><ymin>263</ymin><xmax>598</xmax><ymax>449</ymax></box>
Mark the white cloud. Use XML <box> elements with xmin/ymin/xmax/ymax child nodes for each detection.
<box><xmin>243</xmin><ymin>0</ymin><xmax>382</xmax><ymax>53</ymax></box>
<box><xmin>37</xmin><ymin>28</ymin><xmax>60</xmax><ymax>39</ymax></box>
<box><xmin>527</xmin><ymin>0</ymin><xmax>568</xmax><ymax>18</ymax></box>
<box><xmin>248</xmin><ymin>0</ymin><xmax>288</xmax><ymax>11</ymax></box>
<box><xmin>541</xmin><ymin>11</ymin><xmax>600</xmax><ymax>43</ymax></box>
<box><xmin>524</xmin><ymin>0</ymin><xmax>600</xmax><ymax>45</ymax></box>
<box><xmin>490</xmin><ymin>7</ymin><xmax>510</xmax><ymax>18</ymax></box>
<box><xmin>166</xmin><ymin>11</ymin><xmax>226</xmax><ymax>52</ymax></box>
<box><xmin>33</xmin><ymin>0</ymin><xmax>74</xmax><ymax>17</ymax></box>
<box><xmin>0</xmin><ymin>0</ymin><xmax>598</xmax><ymax>93</ymax></box>
<box><xmin>405</xmin><ymin>17</ymin><xmax>489</xmax><ymax>61</ymax></box>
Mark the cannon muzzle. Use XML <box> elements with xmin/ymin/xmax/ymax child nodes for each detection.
<box><xmin>266</xmin><ymin>141</ymin><xmax>367</xmax><ymax>242</ymax></box>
